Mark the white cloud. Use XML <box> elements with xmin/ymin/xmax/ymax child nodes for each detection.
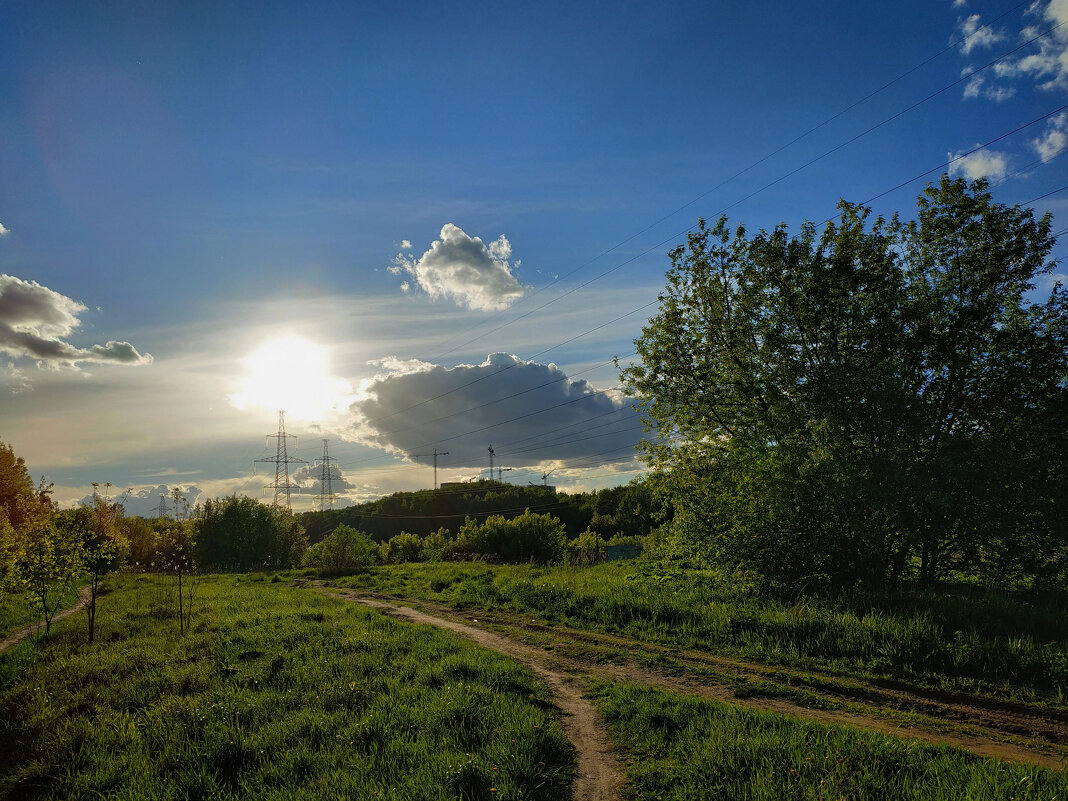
<box><xmin>956</xmin><ymin>14</ymin><xmax>1004</xmax><ymax>55</ymax></box>
<box><xmin>0</xmin><ymin>275</ymin><xmax>152</xmax><ymax>380</ymax></box>
<box><xmin>953</xmin><ymin>0</ymin><xmax>967</xmax><ymax>7</ymax></box>
<box><xmin>1031</xmin><ymin>111</ymin><xmax>1068</xmax><ymax>160</ymax></box>
<box><xmin>390</xmin><ymin>224</ymin><xmax>524</xmax><ymax>311</ymax></box>
<box><xmin>0</xmin><ymin>221</ymin><xmax>8</xmax><ymax>237</ymax></box>
<box><xmin>947</xmin><ymin>146</ymin><xmax>1010</xmax><ymax>179</ymax></box>
<box><xmin>80</xmin><ymin>484</ymin><xmax>204</xmax><ymax>519</ymax></box>
<box><xmin>985</xmin><ymin>84</ymin><xmax>1017</xmax><ymax>101</ymax></box>
<box><xmin>400</xmin><ymin>239</ymin><xmax>412</xmax><ymax>250</ymax></box>
<box><xmin>348</xmin><ymin>352</ymin><xmax>643</xmax><ymax>470</ymax></box>
<box><xmin>963</xmin><ymin>72</ymin><xmax>985</xmax><ymax>98</ymax></box>
<box><xmin>989</xmin><ymin>0</ymin><xmax>1068</xmax><ymax>91</ymax></box>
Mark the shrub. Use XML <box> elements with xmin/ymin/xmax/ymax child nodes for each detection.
<box><xmin>450</xmin><ymin>511</ymin><xmax>566</xmax><ymax>564</ymax></box>
<box><xmin>380</xmin><ymin>531</ymin><xmax>425</xmax><ymax>564</ymax></box>
<box><xmin>568</xmin><ymin>529</ymin><xmax>606</xmax><ymax>566</ymax></box>
<box><xmin>303</xmin><ymin>525</ymin><xmax>379</xmax><ymax>573</ymax></box>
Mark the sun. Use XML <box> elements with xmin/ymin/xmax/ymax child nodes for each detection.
<box><xmin>229</xmin><ymin>336</ymin><xmax>353</xmax><ymax>421</ymax></box>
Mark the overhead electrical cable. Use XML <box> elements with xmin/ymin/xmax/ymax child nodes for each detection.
<box><xmin>361</xmin><ymin>20</ymin><xmax>1068</xmax><ymax>434</ymax></box>
<box><xmin>424</xmin><ymin>1</ymin><xmax>1031</xmax><ymax>362</ymax></box>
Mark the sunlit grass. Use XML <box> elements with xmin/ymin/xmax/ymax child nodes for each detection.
<box><xmin>0</xmin><ymin>573</ymin><xmax>574</xmax><ymax>800</ymax></box>
<box><xmin>591</xmin><ymin>681</ymin><xmax>1068</xmax><ymax>800</ymax></box>
<box><xmin>334</xmin><ymin>562</ymin><xmax>1068</xmax><ymax>701</ymax></box>
<box><xmin>0</xmin><ymin>582</ymin><xmax>82</xmax><ymax>639</ymax></box>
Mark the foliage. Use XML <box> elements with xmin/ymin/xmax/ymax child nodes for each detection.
<box><xmin>622</xmin><ymin>177</ymin><xmax>1068</xmax><ymax>589</ymax></box>
<box><xmin>194</xmin><ymin>496</ymin><xmax>307</xmax><ymax>571</ymax></box>
<box><xmin>299</xmin><ymin>478</ymin><xmax>664</xmax><ymax>544</ymax></box>
<box><xmin>12</xmin><ymin>516</ymin><xmax>85</xmax><ymax>636</ymax></box>
<box><xmin>593</xmin><ymin>681</ymin><xmax>1068</xmax><ymax>800</ymax></box>
<box><xmin>449</xmin><ymin>510</ymin><xmax>567</xmax><ymax>564</ymax></box>
<box><xmin>0</xmin><ymin>442</ymin><xmax>44</xmax><ymax>535</ymax></box>
<box><xmin>336</xmin><ymin>562</ymin><xmax>1068</xmax><ymax>701</ymax></box>
<box><xmin>568</xmin><ymin>529</ymin><xmax>606</xmax><ymax>566</ymax></box>
<box><xmin>380</xmin><ymin>531</ymin><xmax>427</xmax><ymax>564</ymax></box>
<box><xmin>0</xmin><ymin>574</ymin><xmax>575</xmax><ymax>799</ymax></box>
<box><xmin>303</xmin><ymin>524</ymin><xmax>380</xmax><ymax>573</ymax></box>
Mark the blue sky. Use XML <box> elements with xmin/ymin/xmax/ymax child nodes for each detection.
<box><xmin>1</xmin><ymin>0</ymin><xmax>1066</xmax><ymax>512</ymax></box>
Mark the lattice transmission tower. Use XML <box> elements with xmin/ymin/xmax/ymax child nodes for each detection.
<box><xmin>255</xmin><ymin>410</ymin><xmax>307</xmax><ymax>510</ymax></box>
<box><xmin>314</xmin><ymin>438</ymin><xmax>339</xmax><ymax>511</ymax></box>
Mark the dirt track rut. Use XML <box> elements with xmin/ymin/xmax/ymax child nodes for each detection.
<box><xmin>318</xmin><ymin>585</ymin><xmax>1067</xmax><ymax>801</ymax></box>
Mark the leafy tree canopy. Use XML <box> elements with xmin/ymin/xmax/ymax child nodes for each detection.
<box><xmin>622</xmin><ymin>177</ymin><xmax>1068</xmax><ymax>589</ymax></box>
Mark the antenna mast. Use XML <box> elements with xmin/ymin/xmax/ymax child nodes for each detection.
<box><xmin>315</xmin><ymin>438</ymin><xmax>339</xmax><ymax>511</ymax></box>
<box><xmin>412</xmin><ymin>448</ymin><xmax>449</xmax><ymax>490</ymax></box>
<box><xmin>255</xmin><ymin>410</ymin><xmax>307</xmax><ymax>510</ymax></box>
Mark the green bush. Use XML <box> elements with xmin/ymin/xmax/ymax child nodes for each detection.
<box><xmin>380</xmin><ymin>531</ymin><xmax>425</xmax><ymax>564</ymax></box>
<box><xmin>568</xmin><ymin>529</ymin><xmax>606</xmax><ymax>566</ymax></box>
<box><xmin>449</xmin><ymin>511</ymin><xmax>566</xmax><ymax>564</ymax></box>
<box><xmin>302</xmin><ymin>525</ymin><xmax>379</xmax><ymax>573</ymax></box>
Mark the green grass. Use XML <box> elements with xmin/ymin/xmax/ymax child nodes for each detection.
<box><xmin>0</xmin><ymin>573</ymin><xmax>574</xmax><ymax>800</ymax></box>
<box><xmin>590</xmin><ymin>681</ymin><xmax>1068</xmax><ymax>800</ymax></box>
<box><xmin>333</xmin><ymin>561</ymin><xmax>1068</xmax><ymax>702</ymax></box>
<box><xmin>0</xmin><ymin>582</ymin><xmax>83</xmax><ymax>639</ymax></box>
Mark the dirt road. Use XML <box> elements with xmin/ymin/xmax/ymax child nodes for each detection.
<box><xmin>318</xmin><ymin>584</ymin><xmax>1067</xmax><ymax>801</ymax></box>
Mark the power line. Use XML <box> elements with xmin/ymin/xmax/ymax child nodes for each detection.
<box><xmin>315</xmin><ymin>438</ymin><xmax>339</xmax><ymax>511</ymax></box>
<box><xmin>254</xmin><ymin>410</ymin><xmax>307</xmax><ymax>511</ymax></box>
<box><xmin>360</xmin><ymin>25</ymin><xmax>1068</xmax><ymax>440</ymax></box>
<box><xmin>424</xmin><ymin>1</ymin><xmax>1033</xmax><ymax>363</ymax></box>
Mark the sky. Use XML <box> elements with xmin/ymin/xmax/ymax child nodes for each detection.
<box><xmin>1</xmin><ymin>0</ymin><xmax>1067</xmax><ymax>514</ymax></box>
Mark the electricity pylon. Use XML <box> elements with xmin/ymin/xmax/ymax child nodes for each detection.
<box><xmin>497</xmin><ymin>466</ymin><xmax>512</xmax><ymax>482</ymax></box>
<box><xmin>315</xmin><ymin>438</ymin><xmax>339</xmax><ymax>511</ymax></box>
<box><xmin>255</xmin><ymin>410</ymin><xmax>307</xmax><ymax>510</ymax></box>
<box><xmin>412</xmin><ymin>448</ymin><xmax>449</xmax><ymax>490</ymax></box>
<box><xmin>487</xmin><ymin>445</ymin><xmax>495</xmax><ymax>480</ymax></box>
<box><xmin>156</xmin><ymin>495</ymin><xmax>170</xmax><ymax>519</ymax></box>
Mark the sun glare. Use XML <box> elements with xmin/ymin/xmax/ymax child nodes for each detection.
<box><xmin>229</xmin><ymin>336</ymin><xmax>353</xmax><ymax>421</ymax></box>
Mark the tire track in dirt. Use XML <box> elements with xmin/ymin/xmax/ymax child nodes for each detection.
<box><xmin>0</xmin><ymin>586</ymin><xmax>92</xmax><ymax>653</ymax></box>
<box><xmin>318</xmin><ymin>586</ymin><xmax>1067</xmax><ymax>775</ymax></box>
<box><xmin>321</xmin><ymin>587</ymin><xmax>624</xmax><ymax>801</ymax></box>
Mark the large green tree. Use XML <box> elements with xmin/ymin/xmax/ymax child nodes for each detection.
<box><xmin>194</xmin><ymin>495</ymin><xmax>306</xmax><ymax>571</ymax></box>
<box><xmin>622</xmin><ymin>177</ymin><xmax>1068</xmax><ymax>589</ymax></box>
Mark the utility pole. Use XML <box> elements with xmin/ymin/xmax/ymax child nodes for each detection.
<box><xmin>255</xmin><ymin>410</ymin><xmax>307</xmax><ymax>510</ymax></box>
<box><xmin>315</xmin><ymin>438</ymin><xmax>339</xmax><ymax>511</ymax></box>
<box><xmin>412</xmin><ymin>448</ymin><xmax>449</xmax><ymax>490</ymax></box>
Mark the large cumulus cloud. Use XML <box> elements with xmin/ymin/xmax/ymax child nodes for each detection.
<box><xmin>389</xmin><ymin>224</ymin><xmax>524</xmax><ymax>311</ymax></box>
<box><xmin>0</xmin><ymin>274</ymin><xmax>152</xmax><ymax>375</ymax></box>
<box><xmin>349</xmin><ymin>353</ymin><xmax>644</xmax><ymax>470</ymax></box>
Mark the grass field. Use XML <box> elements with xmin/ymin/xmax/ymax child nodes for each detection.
<box><xmin>0</xmin><ymin>582</ymin><xmax>83</xmax><ymax>640</ymax></box>
<box><xmin>0</xmin><ymin>573</ymin><xmax>574</xmax><ymax>800</ymax></box>
<box><xmin>334</xmin><ymin>561</ymin><xmax>1068</xmax><ymax>702</ymax></box>
<box><xmin>590</xmin><ymin>681</ymin><xmax>1068</xmax><ymax>800</ymax></box>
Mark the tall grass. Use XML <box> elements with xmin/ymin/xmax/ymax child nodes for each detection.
<box><xmin>591</xmin><ymin>681</ymin><xmax>1068</xmax><ymax>800</ymax></box>
<box><xmin>0</xmin><ymin>582</ymin><xmax>82</xmax><ymax>639</ymax></box>
<box><xmin>0</xmin><ymin>573</ymin><xmax>574</xmax><ymax>800</ymax></box>
<box><xmin>335</xmin><ymin>562</ymin><xmax>1068</xmax><ymax>700</ymax></box>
